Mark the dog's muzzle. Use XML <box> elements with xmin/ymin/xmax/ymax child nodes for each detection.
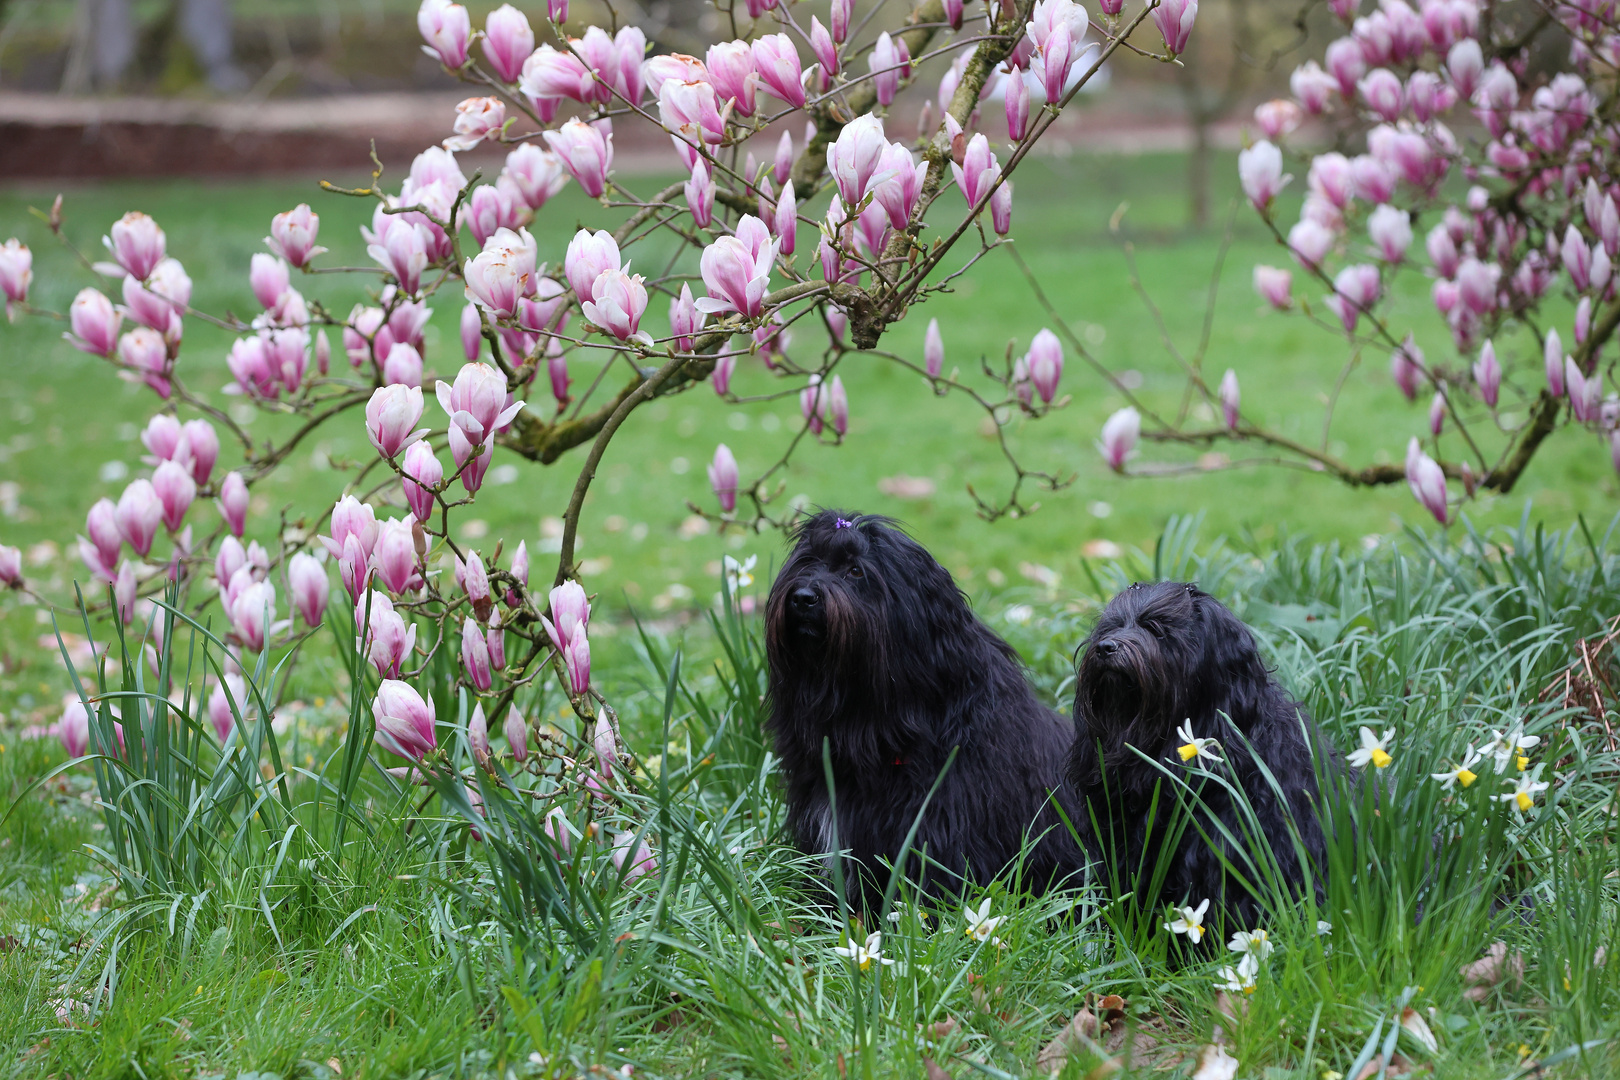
<box><xmin>788</xmin><ymin>585</ymin><xmax>826</xmax><ymax>641</ymax></box>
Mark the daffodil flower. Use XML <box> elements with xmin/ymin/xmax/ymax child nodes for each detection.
<box><xmin>1174</xmin><ymin>720</ymin><xmax>1221</xmax><ymax>764</ymax></box>
<box><xmin>1498</xmin><ymin>771</ymin><xmax>1549</xmax><ymax>814</ymax></box>
<box><xmin>1227</xmin><ymin>928</ymin><xmax>1275</xmax><ymax>963</ymax></box>
<box><xmin>1484</xmin><ymin>725</ymin><xmax>1539</xmax><ymax>775</ymax></box>
<box><xmin>832</xmin><ymin>930</ymin><xmax>894</xmax><ymax>971</ymax></box>
<box><xmin>1347</xmin><ymin>726</ymin><xmax>1395</xmax><ymax>769</ymax></box>
<box><xmin>1164</xmin><ymin>898</ymin><xmax>1211</xmax><ymax>943</ymax></box>
<box><xmin>1431</xmin><ymin>745</ymin><xmax>1483</xmax><ymax>790</ymax></box>
<box><xmin>1215</xmin><ymin>960</ymin><xmax>1258</xmax><ymax>994</ymax></box>
<box><xmin>963</xmin><ymin>897</ymin><xmax>1005</xmax><ymax>944</ymax></box>
<box><xmin>723</xmin><ymin>554</ymin><xmax>757</xmax><ymax>593</ymax></box>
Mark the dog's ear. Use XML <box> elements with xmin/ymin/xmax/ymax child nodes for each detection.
<box><xmin>1189</xmin><ymin>591</ymin><xmax>1271</xmax><ymax>731</ymax></box>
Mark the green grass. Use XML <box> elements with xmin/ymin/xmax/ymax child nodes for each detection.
<box><xmin>1</xmin><ymin>515</ymin><xmax>1618</xmax><ymax>1078</ymax></box>
<box><xmin>2</xmin><ymin>153</ymin><xmax>1619</xmax><ymax>1077</ymax></box>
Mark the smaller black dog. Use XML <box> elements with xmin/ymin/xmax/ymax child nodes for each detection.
<box><xmin>1071</xmin><ymin>582</ymin><xmax>1333</xmax><ymax>933</ymax></box>
<box><xmin>766</xmin><ymin>511</ymin><xmax>1085</xmax><ymax>912</ymax></box>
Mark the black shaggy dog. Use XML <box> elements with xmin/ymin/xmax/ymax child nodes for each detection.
<box><xmin>1070</xmin><ymin>582</ymin><xmax>1333</xmax><ymax>932</ymax></box>
<box><xmin>766</xmin><ymin>511</ymin><xmax>1086</xmax><ymax>912</ymax></box>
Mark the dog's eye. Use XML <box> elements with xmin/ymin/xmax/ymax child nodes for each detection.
<box><xmin>846</xmin><ymin>565</ymin><xmax>865</xmax><ymax>580</ymax></box>
<box><xmin>1143</xmin><ymin>621</ymin><xmax>1164</xmax><ymax>638</ymax></box>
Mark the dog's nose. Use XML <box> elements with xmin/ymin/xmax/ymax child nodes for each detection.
<box><xmin>1094</xmin><ymin>638</ymin><xmax>1120</xmax><ymax>657</ymax></box>
<box><xmin>790</xmin><ymin>586</ymin><xmax>820</xmax><ymax>615</ymax></box>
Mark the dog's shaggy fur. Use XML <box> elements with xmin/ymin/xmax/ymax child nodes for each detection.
<box><xmin>765</xmin><ymin>511</ymin><xmax>1085</xmax><ymax>912</ymax></box>
<box><xmin>1070</xmin><ymin>582</ymin><xmax>1332</xmax><ymax>930</ymax></box>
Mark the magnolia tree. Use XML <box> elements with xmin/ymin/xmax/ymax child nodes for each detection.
<box><xmin>0</xmin><ymin>0</ymin><xmax>1201</xmax><ymax>852</ymax></box>
<box><xmin>1099</xmin><ymin>0</ymin><xmax>1620</xmax><ymax>524</ymax></box>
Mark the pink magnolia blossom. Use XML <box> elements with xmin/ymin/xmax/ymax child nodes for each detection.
<box><xmin>1005</xmin><ymin>67</ymin><xmax>1032</xmax><ymax>141</ymax></box>
<box><xmin>953</xmin><ymin>133</ymin><xmax>1002</xmax><ymax>209</ymax></box>
<box><xmin>380</xmin><ymin>342</ymin><xmax>422</xmax><ymax>389</ymax></box>
<box><xmin>709</xmin><ymin>443</ymin><xmax>739</xmax><ymax>512</ymax></box>
<box><xmin>359</xmin><ymin>592</ymin><xmax>417</xmax><ymax>678</ymax></box>
<box><xmin>695</xmin><ymin>235</ymin><xmax>776</xmax><ymax>319</ymax></box>
<box><xmin>464</xmin><ymin>226</ymin><xmax>538</xmax><ymax>318</ymax></box>
<box><xmin>367</xmin><ymin>220</ymin><xmax>429</xmax><ymax>297</ymax></box>
<box><xmin>218</xmin><ymin>471</ymin><xmax>249</xmax><ymax>537</ymax></box>
<box><xmin>562</xmin><ymin>622</ymin><xmax>591</xmax><ymax>695</ymax></box>
<box><xmin>373</xmin><ymin>680</ymin><xmax>436</xmax><ymax>761</ymax></box>
<box><xmin>1545</xmin><ymin>330</ymin><xmax>1566</xmax><ymax>397</ymax></box>
<box><xmin>547</xmin><ymin>343</ymin><xmax>570</xmax><ymax>405</ymax></box>
<box><xmin>685</xmin><ymin>159</ymin><xmax>716</xmax><ymax>229</ymax></box>
<box><xmin>289</xmin><ymin>552</ymin><xmax>329</xmax><ymax>628</ymax></box>
<box><xmin>990</xmin><ymin>177</ymin><xmax>1014</xmax><ymax>236</ymax></box>
<box><xmin>1219</xmin><ymin>369</ymin><xmax>1240</xmax><ymax>429</ymax></box>
<box><xmin>1291</xmin><ymin>61</ymin><xmax>1338</xmax><ymax>114</ymax></box>
<box><xmin>612</xmin><ymin>26</ymin><xmax>646</xmax><ymax>104</ymax></box>
<box><xmin>117</xmin><ymin>327</ymin><xmax>171</xmax><ymax>399</ymax></box>
<box><xmin>1306</xmin><ymin>151</ymin><xmax>1354</xmax><ymax>209</ymax></box>
<box><xmin>1368</xmin><ymin>203</ymin><xmax>1412</xmax><ymax>262</ymax></box>
<box><xmin>828</xmin><ymin>113</ymin><xmax>894</xmax><ymax>209</ymax></box>
<box><xmin>659</xmin><ymin>79</ymin><xmax>728</xmax><ymax>158</ymax></box>
<box><xmin>437</xmin><ymin>361</ymin><xmax>523</xmax><ymax>439</ymax></box>
<box><xmin>1357</xmin><ymin>68</ymin><xmax>1404</xmax><ymax>121</ymax></box>
<box><xmin>1455</xmin><ymin>257</ymin><xmax>1500</xmax><ymax>314</ymax></box>
<box><xmin>1099</xmin><ymin>407</ymin><xmax>1140</xmax><ymax>471</ymax></box>
<box><xmin>1352</xmin><ymin>154</ymin><xmax>1398</xmax><ymax>203</ymax></box>
<box><xmin>0</xmin><ymin>544</ymin><xmax>18</xmax><ymax>587</ymax></box>
<box><xmin>1253</xmin><ymin>265</ymin><xmax>1293</xmax><ymax>308</ymax></box>
<box><xmin>208</xmin><ymin>673</ymin><xmax>246</xmax><ymax>742</ymax></box>
<box><xmin>1326</xmin><ymin>263</ymin><xmax>1382</xmax><ymax>333</ymax></box>
<box><xmin>1288</xmin><ymin>219</ymin><xmax>1334</xmax><ymax>268</ymax></box>
<box><xmin>1446</xmin><ymin>38</ymin><xmax>1483</xmax><ymax>98</ymax></box>
<box><xmin>1238</xmin><ymin>141</ymin><xmax>1289</xmax><ymax>210</ymax></box>
<box><xmin>707</xmin><ymin>40</ymin><xmax>757</xmax><ymax>118</ymax></box>
<box><xmin>870</xmin><ymin>32</ymin><xmax>902</xmax><ymax>106</ymax></box>
<box><xmin>1568</xmin><ymin>358</ymin><xmax>1601</xmax><ymax>422</ymax></box>
<box><xmin>1324</xmin><ymin>37</ymin><xmax>1366</xmax><ymax>96</ymax></box>
<box><xmin>115</xmin><ymin>478</ymin><xmax>162</xmax><ymax>557</ymax></box>
<box><xmin>1390</xmin><ymin>335</ymin><xmax>1424</xmax><ymax>400</ymax></box>
<box><xmin>448</xmin><ymin>414</ymin><xmax>495</xmax><ymax>494</ymax></box>
<box><xmin>114</xmin><ymin>560</ymin><xmax>137</xmax><ymax>624</ymax></box>
<box><xmin>0</xmin><ymin>238</ymin><xmax>32</xmax><ymax>318</ymax></box>
<box><xmin>250</xmin><ymin>253</ymin><xmax>290</xmax><ymax>311</ymax></box>
<box><xmin>1562</xmin><ymin>225</ymin><xmax>1593</xmax><ymax>291</ymax></box>
<box><xmin>151</xmin><ymin>460</ymin><xmax>195</xmax><ymax>533</ymax></box>
<box><xmin>372</xmin><ymin>518</ymin><xmax>420</xmax><ymax>595</ymax></box>
<box><xmin>924</xmin><ymin>318</ymin><xmax>944</xmax><ymax>377</ymax></box>
<box><xmin>418</xmin><ymin>0</ymin><xmax>471</xmax><ymax>68</ymax></box>
<box><xmin>872</xmin><ymin>145</ymin><xmax>921</xmax><ymax>231</ymax></box>
<box><xmin>402</xmin><ymin>440</ymin><xmax>443</xmax><ymax>523</ymax></box>
<box><xmin>1473</xmin><ymin>340</ymin><xmax>1501</xmax><ymax>406</ymax></box>
<box><xmin>1405</xmin><ymin>438</ymin><xmax>1448</xmax><ymax>524</ymax></box>
<box><xmin>104</xmin><ymin>211</ymin><xmax>166</xmax><ymax>280</ymax></box>
<box><xmin>462</xmin><ymin>617</ymin><xmax>493</xmax><ymax>690</ymax></box>
<box><xmin>520</xmin><ymin>44</ymin><xmax>593</xmax><ymax>104</ymax></box>
<box><xmin>60</xmin><ymin>699</ymin><xmax>90</xmax><ymax>758</ymax></box>
<box><xmin>810</xmin><ymin>17</ymin><xmax>839</xmax><ymax>83</ymax></box>
<box><xmin>365</xmin><ymin>384</ymin><xmax>427</xmax><ymax>459</ymax></box>
<box><xmin>231</xmin><ymin>580</ymin><xmax>276</xmax><ymax>652</ymax></box>
<box><xmin>482</xmin><ymin>4</ymin><xmax>533</xmax><ymax>83</ymax></box>
<box><xmin>1254</xmin><ymin>99</ymin><xmax>1303</xmax><ymax>139</ymax></box>
<box><xmin>670</xmin><ymin>284</ymin><xmax>704</xmax><ymax>351</ymax></box>
<box><xmin>539</xmin><ymin>580</ymin><xmax>591</xmax><ymax>656</ymax></box>
<box><xmin>712</xmin><ymin>353</ymin><xmax>737</xmax><ymax>395</ymax></box>
<box><xmin>1026</xmin><ymin>328</ymin><xmax>1064</xmax><ymax>404</ymax></box>
<box><xmin>753</xmin><ymin>33</ymin><xmax>807</xmax><ymax>108</ymax></box>
<box><xmin>775</xmin><ymin>179</ymin><xmax>799</xmax><ymax>255</ymax></box>
<box><xmin>543</xmin><ymin>119</ymin><xmax>613</xmax><ymax>199</ymax></box>
<box><xmin>1429</xmin><ymin>390</ymin><xmax>1447</xmax><ymax>435</ymax></box>
<box><xmin>1152</xmin><ymin>0</ymin><xmax>1197</xmax><ymax>55</ymax></box>
<box><xmin>564</xmin><ymin>229</ymin><xmax>622</xmax><ymax>303</ymax></box>
<box><xmin>182</xmin><ymin>419</ymin><xmax>218</xmax><ymax>485</ymax></box>
<box><xmin>85</xmin><ymin>498</ymin><xmax>122</xmax><ymax>573</ymax></box>
<box><xmin>582</xmin><ymin>268</ymin><xmax>652</xmax><ymax>346</ymax></box>
<box><xmin>612</xmin><ymin>831</ymin><xmax>657</xmax><ymax>884</ymax></box>
<box><xmin>68</xmin><ymin>288</ymin><xmax>122</xmax><ymax>358</ymax></box>
<box><xmin>503</xmin><ymin>144</ymin><xmax>568</xmax><ymax>211</ymax></box>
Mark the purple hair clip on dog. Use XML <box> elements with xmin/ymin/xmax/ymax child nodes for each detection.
<box><xmin>835</xmin><ymin>517</ymin><xmax>854</xmax><ymax>529</ymax></box>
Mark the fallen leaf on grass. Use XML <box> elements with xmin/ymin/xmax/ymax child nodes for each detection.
<box><xmin>1399</xmin><ymin>1007</ymin><xmax>1437</xmax><ymax>1053</ymax></box>
<box><xmin>1460</xmin><ymin>941</ymin><xmax>1525</xmax><ymax>1002</ymax></box>
<box><xmin>924</xmin><ymin>1058</ymin><xmax>953</xmax><ymax>1080</ymax></box>
<box><xmin>1036</xmin><ymin>1008</ymin><xmax>1102</xmax><ymax>1074</ymax></box>
<box><xmin>49</xmin><ymin>998</ymin><xmax>92</xmax><ymax>1026</ymax></box>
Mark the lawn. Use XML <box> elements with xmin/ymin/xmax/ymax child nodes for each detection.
<box><xmin>1</xmin><ymin>151</ymin><xmax>1618</xmax><ymax>1078</ymax></box>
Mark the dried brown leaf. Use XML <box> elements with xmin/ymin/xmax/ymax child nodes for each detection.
<box><xmin>924</xmin><ymin>1058</ymin><xmax>953</xmax><ymax>1080</ymax></box>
